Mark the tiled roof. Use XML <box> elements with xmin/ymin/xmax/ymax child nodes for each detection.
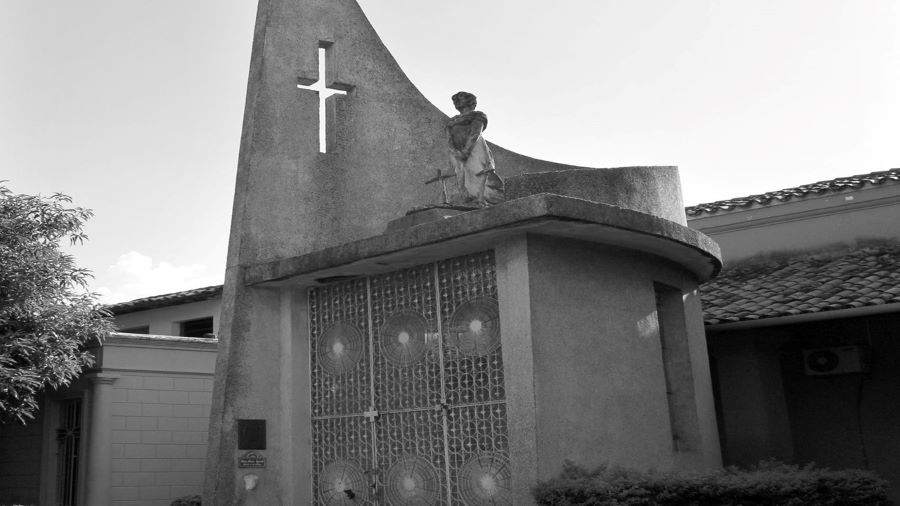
<box><xmin>105</xmin><ymin>285</ymin><xmax>223</xmax><ymax>315</ymax></box>
<box><xmin>701</xmin><ymin>244</ymin><xmax>900</xmax><ymax>325</ymax></box>
<box><xmin>686</xmin><ymin>169</ymin><xmax>900</xmax><ymax>216</ymax></box>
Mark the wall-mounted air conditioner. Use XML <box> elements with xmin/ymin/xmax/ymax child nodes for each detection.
<box><xmin>802</xmin><ymin>346</ymin><xmax>868</xmax><ymax>376</ymax></box>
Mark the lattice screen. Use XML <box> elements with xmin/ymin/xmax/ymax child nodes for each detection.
<box><xmin>309</xmin><ymin>251</ymin><xmax>511</xmax><ymax>505</ymax></box>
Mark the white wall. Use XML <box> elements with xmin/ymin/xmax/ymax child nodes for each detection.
<box><xmin>114</xmin><ymin>300</ymin><xmax>221</xmax><ymax>337</ymax></box>
<box><xmin>100</xmin><ymin>335</ymin><xmax>217</xmax><ymax>506</ymax></box>
<box><xmin>109</xmin><ymin>372</ymin><xmax>212</xmax><ymax>505</ymax></box>
<box><xmin>688</xmin><ymin>183</ymin><xmax>900</xmax><ymax>263</ymax></box>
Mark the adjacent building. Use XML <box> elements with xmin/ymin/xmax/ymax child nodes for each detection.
<box><xmin>0</xmin><ymin>289</ymin><xmax>220</xmax><ymax>506</ymax></box>
<box><xmin>692</xmin><ymin>168</ymin><xmax>900</xmax><ymax>502</ymax></box>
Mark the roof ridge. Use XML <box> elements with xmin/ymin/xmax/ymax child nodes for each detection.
<box><xmin>105</xmin><ymin>284</ymin><xmax>224</xmax><ymax>315</ymax></box>
<box><xmin>686</xmin><ymin>168</ymin><xmax>900</xmax><ymax>216</ymax></box>
<box><xmin>720</xmin><ymin>241</ymin><xmax>900</xmax><ymax>273</ymax></box>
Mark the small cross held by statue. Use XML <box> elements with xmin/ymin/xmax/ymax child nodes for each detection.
<box><xmin>424</xmin><ymin>169</ymin><xmax>456</xmax><ymax>205</ymax></box>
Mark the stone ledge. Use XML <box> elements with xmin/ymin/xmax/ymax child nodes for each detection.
<box><xmin>105</xmin><ymin>333</ymin><xmax>219</xmax><ymax>349</ymax></box>
<box><xmin>243</xmin><ymin>193</ymin><xmax>722</xmax><ymax>287</ymax></box>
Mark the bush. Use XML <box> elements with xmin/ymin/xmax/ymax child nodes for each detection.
<box><xmin>171</xmin><ymin>495</ymin><xmax>201</xmax><ymax>506</ymax></box>
<box><xmin>533</xmin><ymin>460</ymin><xmax>889</xmax><ymax>505</ymax></box>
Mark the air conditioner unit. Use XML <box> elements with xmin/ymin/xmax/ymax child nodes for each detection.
<box><xmin>803</xmin><ymin>346</ymin><xmax>868</xmax><ymax>376</ymax></box>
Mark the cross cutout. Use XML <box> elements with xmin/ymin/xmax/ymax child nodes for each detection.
<box><xmin>297</xmin><ymin>43</ymin><xmax>352</xmax><ymax>153</ymax></box>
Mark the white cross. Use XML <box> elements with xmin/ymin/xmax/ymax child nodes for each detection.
<box><xmin>297</xmin><ymin>45</ymin><xmax>351</xmax><ymax>153</ymax></box>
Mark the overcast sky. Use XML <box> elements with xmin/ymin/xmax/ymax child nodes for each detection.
<box><xmin>2</xmin><ymin>0</ymin><xmax>897</xmax><ymax>303</ymax></box>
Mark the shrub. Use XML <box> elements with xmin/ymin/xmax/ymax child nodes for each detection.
<box><xmin>533</xmin><ymin>460</ymin><xmax>889</xmax><ymax>506</ymax></box>
<box><xmin>171</xmin><ymin>495</ymin><xmax>201</xmax><ymax>506</ymax></box>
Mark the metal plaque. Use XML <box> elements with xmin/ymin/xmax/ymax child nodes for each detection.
<box><xmin>237</xmin><ymin>419</ymin><xmax>266</xmax><ymax>450</ymax></box>
<box><xmin>238</xmin><ymin>451</ymin><xmax>267</xmax><ymax>468</ymax></box>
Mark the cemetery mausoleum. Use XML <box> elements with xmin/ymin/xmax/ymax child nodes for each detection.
<box><xmin>203</xmin><ymin>0</ymin><xmax>721</xmax><ymax>504</ymax></box>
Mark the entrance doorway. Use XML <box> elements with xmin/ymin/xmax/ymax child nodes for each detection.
<box><xmin>309</xmin><ymin>251</ymin><xmax>511</xmax><ymax>505</ymax></box>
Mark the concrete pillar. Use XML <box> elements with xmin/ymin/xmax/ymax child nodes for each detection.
<box><xmin>84</xmin><ymin>373</ymin><xmax>118</xmax><ymax>506</ymax></box>
<box><xmin>496</xmin><ymin>235</ymin><xmax>539</xmax><ymax>506</ymax></box>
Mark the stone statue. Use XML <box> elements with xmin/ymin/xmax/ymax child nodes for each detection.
<box><xmin>446</xmin><ymin>92</ymin><xmax>504</xmax><ymax>206</ymax></box>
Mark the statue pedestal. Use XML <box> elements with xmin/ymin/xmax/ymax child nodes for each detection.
<box><xmin>384</xmin><ymin>205</ymin><xmax>474</xmax><ymax>233</ymax></box>
<box><xmin>229</xmin><ymin>193</ymin><xmax>721</xmax><ymax>504</ymax></box>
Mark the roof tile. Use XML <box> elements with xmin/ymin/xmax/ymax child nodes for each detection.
<box><xmin>687</xmin><ymin>169</ymin><xmax>900</xmax><ymax>216</ymax></box>
<box><xmin>105</xmin><ymin>285</ymin><xmax>223</xmax><ymax>315</ymax></box>
<box><xmin>702</xmin><ymin>243</ymin><xmax>900</xmax><ymax>325</ymax></box>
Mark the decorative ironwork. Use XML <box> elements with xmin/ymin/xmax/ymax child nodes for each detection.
<box><xmin>56</xmin><ymin>398</ymin><xmax>81</xmax><ymax>506</ymax></box>
<box><xmin>379</xmin><ymin>311</ymin><xmax>429</xmax><ymax>367</ymax></box>
<box><xmin>318</xmin><ymin>322</ymin><xmax>365</xmax><ymax>376</ymax></box>
<box><xmin>439</xmin><ymin>253</ymin><xmax>506</xmax><ymax>407</ymax></box>
<box><xmin>371</xmin><ymin>264</ymin><xmax>442</xmax><ymax>412</ymax></box>
<box><xmin>375</xmin><ymin>409</ymin><xmax>448</xmax><ymax>504</ymax></box>
<box><xmin>318</xmin><ymin>459</ymin><xmax>369</xmax><ymax>504</ymax></box>
<box><xmin>309</xmin><ymin>251</ymin><xmax>509</xmax><ymax>505</ymax></box>
<box><xmin>310</xmin><ymin>279</ymin><xmax>370</xmax><ymax>417</ymax></box>
<box><xmin>446</xmin><ymin>297</ymin><xmax>501</xmax><ymax>357</ymax></box>
<box><xmin>384</xmin><ymin>455</ymin><xmax>442</xmax><ymax>504</ymax></box>
<box><xmin>312</xmin><ymin>417</ymin><xmax>373</xmax><ymax>505</ymax></box>
<box><xmin>447</xmin><ymin>403</ymin><xmax>510</xmax><ymax>503</ymax></box>
<box><xmin>458</xmin><ymin>453</ymin><xmax>512</xmax><ymax>505</ymax></box>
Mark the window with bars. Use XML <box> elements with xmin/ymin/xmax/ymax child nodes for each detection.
<box><xmin>56</xmin><ymin>398</ymin><xmax>81</xmax><ymax>506</ymax></box>
<box><xmin>180</xmin><ymin>317</ymin><xmax>215</xmax><ymax>338</ymax></box>
<box><xmin>118</xmin><ymin>325</ymin><xmax>150</xmax><ymax>334</ymax></box>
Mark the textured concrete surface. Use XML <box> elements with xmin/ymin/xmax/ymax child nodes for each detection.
<box><xmin>506</xmin><ymin>167</ymin><xmax>687</xmax><ymax>225</ymax></box>
<box><xmin>383</xmin><ymin>206</ymin><xmax>469</xmax><ymax>233</ymax></box>
<box><xmin>519</xmin><ymin>236</ymin><xmax>720</xmax><ymax>477</ymax></box>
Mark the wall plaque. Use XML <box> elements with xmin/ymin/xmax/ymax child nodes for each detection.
<box><xmin>238</xmin><ymin>451</ymin><xmax>267</xmax><ymax>468</ymax></box>
<box><xmin>237</xmin><ymin>419</ymin><xmax>266</xmax><ymax>449</ymax></box>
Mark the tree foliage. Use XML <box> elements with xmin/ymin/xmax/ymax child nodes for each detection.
<box><xmin>0</xmin><ymin>183</ymin><xmax>114</xmax><ymax>424</ymax></box>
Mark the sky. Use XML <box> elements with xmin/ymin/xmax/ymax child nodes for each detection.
<box><xmin>1</xmin><ymin>1</ymin><xmax>898</xmax><ymax>303</ymax></box>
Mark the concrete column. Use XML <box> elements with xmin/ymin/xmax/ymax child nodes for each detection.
<box><xmin>495</xmin><ymin>235</ymin><xmax>538</xmax><ymax>506</ymax></box>
<box><xmin>84</xmin><ymin>373</ymin><xmax>118</xmax><ymax>506</ymax></box>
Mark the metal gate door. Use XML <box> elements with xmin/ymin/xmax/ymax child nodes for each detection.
<box><xmin>309</xmin><ymin>251</ymin><xmax>511</xmax><ymax>505</ymax></box>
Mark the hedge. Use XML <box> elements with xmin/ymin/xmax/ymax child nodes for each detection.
<box><xmin>533</xmin><ymin>460</ymin><xmax>889</xmax><ymax>506</ymax></box>
<box><xmin>171</xmin><ymin>496</ymin><xmax>201</xmax><ymax>506</ymax></box>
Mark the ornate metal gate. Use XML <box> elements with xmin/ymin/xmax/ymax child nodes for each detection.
<box><xmin>309</xmin><ymin>251</ymin><xmax>511</xmax><ymax>505</ymax></box>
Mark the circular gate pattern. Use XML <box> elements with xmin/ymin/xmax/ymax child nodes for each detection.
<box><xmin>446</xmin><ymin>297</ymin><xmax>501</xmax><ymax>357</ymax></box>
<box><xmin>317</xmin><ymin>322</ymin><xmax>364</xmax><ymax>375</ymax></box>
<box><xmin>318</xmin><ymin>460</ymin><xmax>368</xmax><ymax>505</ymax></box>
<box><xmin>458</xmin><ymin>453</ymin><xmax>512</xmax><ymax>505</ymax></box>
<box><xmin>384</xmin><ymin>455</ymin><xmax>441</xmax><ymax>504</ymax></box>
<box><xmin>380</xmin><ymin>311</ymin><xmax>429</xmax><ymax>366</ymax></box>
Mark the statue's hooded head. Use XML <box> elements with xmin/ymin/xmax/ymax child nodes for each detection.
<box><xmin>452</xmin><ymin>91</ymin><xmax>477</xmax><ymax>112</ymax></box>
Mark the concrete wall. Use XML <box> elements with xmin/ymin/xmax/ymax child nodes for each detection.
<box><xmin>0</xmin><ymin>407</ymin><xmax>44</xmax><ymax>505</ymax></box>
<box><xmin>688</xmin><ymin>183</ymin><xmax>900</xmax><ymax>263</ymax></box>
<box><xmin>114</xmin><ymin>300</ymin><xmax>220</xmax><ymax>337</ymax></box>
<box><xmin>707</xmin><ymin>331</ymin><xmax>795</xmax><ymax>465</ymax></box>
<box><xmin>496</xmin><ymin>234</ymin><xmax>720</xmax><ymax>504</ymax></box>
